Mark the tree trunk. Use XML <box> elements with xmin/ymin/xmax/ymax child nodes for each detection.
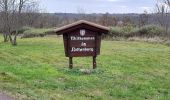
<box><xmin>12</xmin><ymin>34</ymin><xmax>17</xmax><ymax>46</ymax></box>
<box><xmin>3</xmin><ymin>34</ymin><xmax>9</xmax><ymax>42</ymax></box>
<box><xmin>4</xmin><ymin>32</ymin><xmax>18</xmax><ymax>46</ymax></box>
<box><xmin>8</xmin><ymin>34</ymin><xmax>13</xmax><ymax>44</ymax></box>
<box><xmin>11</xmin><ymin>30</ymin><xmax>18</xmax><ymax>46</ymax></box>
<box><xmin>165</xmin><ymin>25</ymin><xmax>168</xmax><ymax>35</ymax></box>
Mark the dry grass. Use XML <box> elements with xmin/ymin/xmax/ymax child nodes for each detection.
<box><xmin>128</xmin><ymin>37</ymin><xmax>170</xmax><ymax>45</ymax></box>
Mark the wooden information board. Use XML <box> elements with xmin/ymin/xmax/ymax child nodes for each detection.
<box><xmin>55</xmin><ymin>20</ymin><xmax>109</xmax><ymax>69</ymax></box>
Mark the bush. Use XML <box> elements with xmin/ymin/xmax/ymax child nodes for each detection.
<box><xmin>132</xmin><ymin>25</ymin><xmax>164</xmax><ymax>37</ymax></box>
<box><xmin>109</xmin><ymin>24</ymin><xmax>136</xmax><ymax>37</ymax></box>
<box><xmin>109</xmin><ymin>27</ymin><xmax>123</xmax><ymax>37</ymax></box>
<box><xmin>122</xmin><ymin>24</ymin><xmax>134</xmax><ymax>34</ymax></box>
<box><xmin>21</xmin><ymin>28</ymin><xmax>54</xmax><ymax>38</ymax></box>
<box><xmin>109</xmin><ymin>25</ymin><xmax>164</xmax><ymax>38</ymax></box>
<box><xmin>11</xmin><ymin>26</ymin><xmax>31</xmax><ymax>35</ymax></box>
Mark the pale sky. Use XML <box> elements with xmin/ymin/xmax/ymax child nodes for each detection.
<box><xmin>39</xmin><ymin>0</ymin><xmax>156</xmax><ymax>14</ymax></box>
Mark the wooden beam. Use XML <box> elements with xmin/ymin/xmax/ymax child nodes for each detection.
<box><xmin>69</xmin><ymin>57</ymin><xmax>73</xmax><ymax>69</ymax></box>
<box><xmin>93</xmin><ymin>56</ymin><xmax>97</xmax><ymax>69</ymax></box>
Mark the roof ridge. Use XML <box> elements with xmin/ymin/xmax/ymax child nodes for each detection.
<box><xmin>55</xmin><ymin>20</ymin><xmax>109</xmax><ymax>34</ymax></box>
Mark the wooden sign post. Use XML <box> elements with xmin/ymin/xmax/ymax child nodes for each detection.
<box><xmin>55</xmin><ymin>20</ymin><xmax>109</xmax><ymax>69</ymax></box>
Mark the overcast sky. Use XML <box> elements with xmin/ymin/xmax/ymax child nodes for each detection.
<box><xmin>39</xmin><ymin>0</ymin><xmax>156</xmax><ymax>14</ymax></box>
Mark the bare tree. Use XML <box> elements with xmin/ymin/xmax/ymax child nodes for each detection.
<box><xmin>155</xmin><ymin>0</ymin><xmax>170</xmax><ymax>35</ymax></box>
<box><xmin>164</xmin><ymin>0</ymin><xmax>170</xmax><ymax>36</ymax></box>
<box><xmin>0</xmin><ymin>0</ymin><xmax>39</xmax><ymax>45</ymax></box>
<box><xmin>139</xmin><ymin>10</ymin><xmax>149</xmax><ymax>28</ymax></box>
<box><xmin>22</xmin><ymin>1</ymin><xmax>40</xmax><ymax>27</ymax></box>
<box><xmin>77</xmin><ymin>7</ymin><xmax>86</xmax><ymax>20</ymax></box>
<box><xmin>99</xmin><ymin>12</ymin><xmax>117</xmax><ymax>26</ymax></box>
<box><xmin>122</xmin><ymin>16</ymin><xmax>133</xmax><ymax>26</ymax></box>
<box><xmin>61</xmin><ymin>12</ymin><xmax>70</xmax><ymax>25</ymax></box>
<box><xmin>0</xmin><ymin>0</ymin><xmax>11</xmax><ymax>42</ymax></box>
<box><xmin>165</xmin><ymin>0</ymin><xmax>170</xmax><ymax>6</ymax></box>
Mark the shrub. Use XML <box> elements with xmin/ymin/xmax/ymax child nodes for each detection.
<box><xmin>109</xmin><ymin>24</ymin><xmax>136</xmax><ymax>37</ymax></box>
<box><xmin>21</xmin><ymin>28</ymin><xmax>54</xmax><ymax>38</ymax></box>
<box><xmin>11</xmin><ymin>26</ymin><xmax>31</xmax><ymax>35</ymax></box>
<box><xmin>122</xmin><ymin>24</ymin><xmax>134</xmax><ymax>34</ymax></box>
<box><xmin>133</xmin><ymin>25</ymin><xmax>164</xmax><ymax>37</ymax></box>
<box><xmin>109</xmin><ymin>25</ymin><xmax>164</xmax><ymax>38</ymax></box>
<box><xmin>109</xmin><ymin>27</ymin><xmax>123</xmax><ymax>37</ymax></box>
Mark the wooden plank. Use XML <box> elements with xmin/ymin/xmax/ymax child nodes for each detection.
<box><xmin>69</xmin><ymin>57</ymin><xmax>73</xmax><ymax>69</ymax></box>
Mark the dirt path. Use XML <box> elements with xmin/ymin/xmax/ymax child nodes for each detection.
<box><xmin>0</xmin><ymin>93</ymin><xmax>14</xmax><ymax>100</ymax></box>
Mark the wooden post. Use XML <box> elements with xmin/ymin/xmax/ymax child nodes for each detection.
<box><xmin>93</xmin><ymin>56</ymin><xmax>97</xmax><ymax>69</ymax></box>
<box><xmin>69</xmin><ymin>57</ymin><xmax>73</xmax><ymax>69</ymax></box>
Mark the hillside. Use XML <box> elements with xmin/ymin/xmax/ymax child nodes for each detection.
<box><xmin>0</xmin><ymin>36</ymin><xmax>170</xmax><ymax>100</ymax></box>
<box><xmin>54</xmin><ymin>13</ymin><xmax>170</xmax><ymax>25</ymax></box>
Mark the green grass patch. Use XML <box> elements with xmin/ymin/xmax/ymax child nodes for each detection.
<box><xmin>0</xmin><ymin>35</ymin><xmax>170</xmax><ymax>100</ymax></box>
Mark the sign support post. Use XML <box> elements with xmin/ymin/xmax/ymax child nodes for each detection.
<box><xmin>69</xmin><ymin>57</ymin><xmax>73</xmax><ymax>69</ymax></box>
<box><xmin>93</xmin><ymin>56</ymin><xmax>97</xmax><ymax>69</ymax></box>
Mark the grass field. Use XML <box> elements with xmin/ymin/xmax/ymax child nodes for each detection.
<box><xmin>0</xmin><ymin>35</ymin><xmax>170</xmax><ymax>100</ymax></box>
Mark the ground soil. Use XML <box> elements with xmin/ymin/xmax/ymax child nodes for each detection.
<box><xmin>0</xmin><ymin>93</ymin><xmax>14</xmax><ymax>100</ymax></box>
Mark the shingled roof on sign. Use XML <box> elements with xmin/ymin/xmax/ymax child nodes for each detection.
<box><xmin>55</xmin><ymin>20</ymin><xmax>109</xmax><ymax>35</ymax></box>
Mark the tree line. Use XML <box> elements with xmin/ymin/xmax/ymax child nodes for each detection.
<box><xmin>0</xmin><ymin>0</ymin><xmax>169</xmax><ymax>46</ymax></box>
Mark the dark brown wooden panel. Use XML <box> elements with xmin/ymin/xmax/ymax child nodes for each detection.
<box><xmin>69</xmin><ymin>51</ymin><xmax>96</xmax><ymax>57</ymax></box>
<box><xmin>69</xmin><ymin>41</ymin><xmax>95</xmax><ymax>47</ymax></box>
<box><xmin>64</xmin><ymin>29</ymin><xmax>98</xmax><ymax>57</ymax></box>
